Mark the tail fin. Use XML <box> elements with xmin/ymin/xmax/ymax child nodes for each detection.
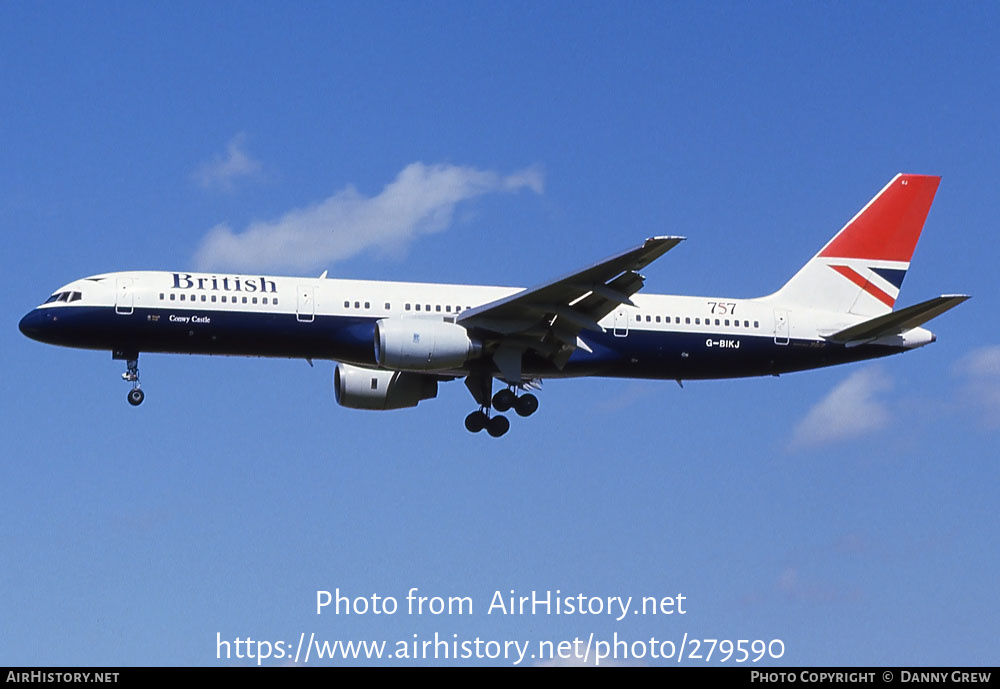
<box><xmin>768</xmin><ymin>174</ymin><xmax>941</xmax><ymax>316</ymax></box>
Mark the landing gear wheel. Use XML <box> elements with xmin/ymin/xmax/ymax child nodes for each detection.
<box><xmin>464</xmin><ymin>410</ymin><xmax>488</xmax><ymax>433</ymax></box>
<box><xmin>492</xmin><ymin>388</ymin><xmax>516</xmax><ymax>412</ymax></box>
<box><xmin>514</xmin><ymin>393</ymin><xmax>539</xmax><ymax>417</ymax></box>
<box><xmin>487</xmin><ymin>415</ymin><xmax>510</xmax><ymax>437</ymax></box>
<box><xmin>127</xmin><ymin>388</ymin><xmax>145</xmax><ymax>406</ymax></box>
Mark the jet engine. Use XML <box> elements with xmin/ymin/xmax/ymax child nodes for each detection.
<box><xmin>334</xmin><ymin>363</ymin><xmax>438</xmax><ymax>410</ymax></box>
<box><xmin>374</xmin><ymin>319</ymin><xmax>481</xmax><ymax>371</ymax></box>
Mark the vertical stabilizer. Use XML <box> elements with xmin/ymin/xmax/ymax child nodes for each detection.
<box><xmin>768</xmin><ymin>174</ymin><xmax>940</xmax><ymax>316</ymax></box>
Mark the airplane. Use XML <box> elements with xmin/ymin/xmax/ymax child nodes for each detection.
<box><xmin>19</xmin><ymin>173</ymin><xmax>968</xmax><ymax>437</ymax></box>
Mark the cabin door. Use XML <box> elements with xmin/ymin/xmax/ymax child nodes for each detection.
<box><xmin>297</xmin><ymin>286</ymin><xmax>315</xmax><ymax>323</ymax></box>
<box><xmin>115</xmin><ymin>278</ymin><xmax>134</xmax><ymax>315</ymax></box>
<box><xmin>773</xmin><ymin>309</ymin><xmax>790</xmax><ymax>345</ymax></box>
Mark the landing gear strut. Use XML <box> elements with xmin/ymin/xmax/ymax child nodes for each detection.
<box><xmin>122</xmin><ymin>357</ymin><xmax>144</xmax><ymax>406</ymax></box>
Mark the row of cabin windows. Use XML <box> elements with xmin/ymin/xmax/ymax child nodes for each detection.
<box><xmin>159</xmin><ymin>293</ymin><xmax>277</xmax><ymax>306</ymax></box>
<box><xmin>636</xmin><ymin>314</ymin><xmax>760</xmax><ymax>329</ymax></box>
<box><xmin>343</xmin><ymin>301</ymin><xmax>471</xmax><ymax>314</ymax></box>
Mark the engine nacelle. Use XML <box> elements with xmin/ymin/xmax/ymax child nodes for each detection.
<box><xmin>374</xmin><ymin>318</ymin><xmax>481</xmax><ymax>371</ymax></box>
<box><xmin>334</xmin><ymin>363</ymin><xmax>438</xmax><ymax>410</ymax></box>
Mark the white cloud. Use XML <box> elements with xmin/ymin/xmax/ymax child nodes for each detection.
<box><xmin>953</xmin><ymin>345</ymin><xmax>1000</xmax><ymax>429</ymax></box>
<box><xmin>955</xmin><ymin>345</ymin><xmax>1000</xmax><ymax>377</ymax></box>
<box><xmin>788</xmin><ymin>368</ymin><xmax>892</xmax><ymax>450</ymax></box>
<box><xmin>193</xmin><ymin>133</ymin><xmax>262</xmax><ymax>191</ymax></box>
<box><xmin>193</xmin><ymin>162</ymin><xmax>543</xmax><ymax>272</ymax></box>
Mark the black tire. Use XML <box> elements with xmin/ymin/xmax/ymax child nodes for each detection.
<box><xmin>464</xmin><ymin>410</ymin><xmax>487</xmax><ymax>433</ymax></box>
<box><xmin>492</xmin><ymin>389</ymin><xmax>516</xmax><ymax>412</ymax></box>
<box><xmin>487</xmin><ymin>415</ymin><xmax>510</xmax><ymax>437</ymax></box>
<box><xmin>127</xmin><ymin>388</ymin><xmax>145</xmax><ymax>406</ymax></box>
<box><xmin>515</xmin><ymin>393</ymin><xmax>538</xmax><ymax>417</ymax></box>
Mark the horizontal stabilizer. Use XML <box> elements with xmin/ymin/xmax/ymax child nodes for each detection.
<box><xmin>823</xmin><ymin>294</ymin><xmax>970</xmax><ymax>344</ymax></box>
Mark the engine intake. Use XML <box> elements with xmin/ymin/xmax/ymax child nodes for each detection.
<box><xmin>334</xmin><ymin>363</ymin><xmax>438</xmax><ymax>410</ymax></box>
<box><xmin>374</xmin><ymin>318</ymin><xmax>481</xmax><ymax>371</ymax></box>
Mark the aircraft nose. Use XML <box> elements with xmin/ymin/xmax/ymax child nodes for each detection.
<box><xmin>18</xmin><ymin>309</ymin><xmax>46</xmax><ymax>341</ymax></box>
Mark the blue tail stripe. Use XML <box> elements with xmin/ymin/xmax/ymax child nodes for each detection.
<box><xmin>872</xmin><ymin>267</ymin><xmax>906</xmax><ymax>289</ymax></box>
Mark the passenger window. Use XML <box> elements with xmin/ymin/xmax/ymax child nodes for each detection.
<box><xmin>263</xmin><ymin>298</ymin><xmax>268</xmax><ymax>305</ymax></box>
<box><xmin>201</xmin><ymin>295</ymin><xmax>207</xmax><ymax>302</ymax></box>
<box><xmin>446</xmin><ymin>305</ymin><xmax>452</xmax><ymax>312</ymax></box>
<box><xmin>159</xmin><ymin>293</ymin><xmax>164</xmax><ymax>300</ymax></box>
<box><xmin>252</xmin><ymin>297</ymin><xmax>258</xmax><ymax>304</ymax></box>
<box><xmin>685</xmin><ymin>317</ymin><xmax>690</xmax><ymax>324</ymax></box>
<box><xmin>211</xmin><ymin>295</ymin><xmax>217</xmax><ymax>302</ymax></box>
<box><xmin>170</xmin><ymin>294</ymin><xmax>176</xmax><ymax>301</ymax></box>
<box><xmin>636</xmin><ymin>314</ymin><xmax>641</xmax><ymax>322</ymax></box>
<box><xmin>715</xmin><ymin>319</ymin><xmax>720</xmax><ymax>326</ymax></box>
<box><xmin>405</xmin><ymin>304</ymin><xmax>411</xmax><ymax>311</ymax></box>
<box><xmin>754</xmin><ymin>320</ymin><xmax>759</xmax><ymax>328</ymax></box>
<box><xmin>695</xmin><ymin>318</ymin><xmax>700</xmax><ymax>325</ymax></box>
<box><xmin>221</xmin><ymin>296</ymin><xmax>227</xmax><ymax>303</ymax></box>
<box><xmin>344</xmin><ymin>301</ymin><xmax>350</xmax><ymax>308</ymax></box>
<box><xmin>744</xmin><ymin>320</ymin><xmax>749</xmax><ymax>327</ymax></box>
<box><xmin>436</xmin><ymin>305</ymin><xmax>441</xmax><ymax>312</ymax></box>
<box><xmin>646</xmin><ymin>315</ymin><xmax>651</xmax><ymax>322</ymax></box>
<box><xmin>180</xmin><ymin>294</ymin><xmax>185</xmax><ymax>301</ymax></box>
<box><xmin>415</xmin><ymin>304</ymin><xmax>421</xmax><ymax>311</ymax></box>
<box><xmin>385</xmin><ymin>302</ymin><xmax>390</xmax><ymax>310</ymax></box>
<box><xmin>655</xmin><ymin>316</ymin><xmax>661</xmax><ymax>323</ymax></box>
<box><xmin>365</xmin><ymin>302</ymin><xmax>370</xmax><ymax>309</ymax></box>
<box><xmin>354</xmin><ymin>301</ymin><xmax>360</xmax><ymax>309</ymax></box>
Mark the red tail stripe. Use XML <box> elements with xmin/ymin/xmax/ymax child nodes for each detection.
<box><xmin>829</xmin><ymin>265</ymin><xmax>896</xmax><ymax>308</ymax></box>
<box><xmin>819</xmin><ymin>175</ymin><xmax>940</xmax><ymax>262</ymax></box>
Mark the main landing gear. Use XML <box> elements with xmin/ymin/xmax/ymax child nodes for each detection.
<box><xmin>463</xmin><ymin>383</ymin><xmax>539</xmax><ymax>438</ymax></box>
<box><xmin>464</xmin><ymin>409</ymin><xmax>509</xmax><ymax>437</ymax></box>
<box><xmin>491</xmin><ymin>388</ymin><xmax>539</xmax><ymax>417</ymax></box>
<box><xmin>121</xmin><ymin>356</ymin><xmax>144</xmax><ymax>406</ymax></box>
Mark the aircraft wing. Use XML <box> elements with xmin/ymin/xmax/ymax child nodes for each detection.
<box><xmin>458</xmin><ymin>236</ymin><xmax>684</xmax><ymax>378</ymax></box>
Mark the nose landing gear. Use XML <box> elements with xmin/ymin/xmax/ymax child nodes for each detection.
<box><xmin>118</xmin><ymin>354</ymin><xmax>144</xmax><ymax>406</ymax></box>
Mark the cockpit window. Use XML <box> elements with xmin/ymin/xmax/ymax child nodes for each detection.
<box><xmin>44</xmin><ymin>291</ymin><xmax>82</xmax><ymax>304</ymax></box>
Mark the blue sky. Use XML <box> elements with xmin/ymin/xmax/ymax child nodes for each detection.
<box><xmin>3</xmin><ymin>2</ymin><xmax>997</xmax><ymax>666</ymax></box>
